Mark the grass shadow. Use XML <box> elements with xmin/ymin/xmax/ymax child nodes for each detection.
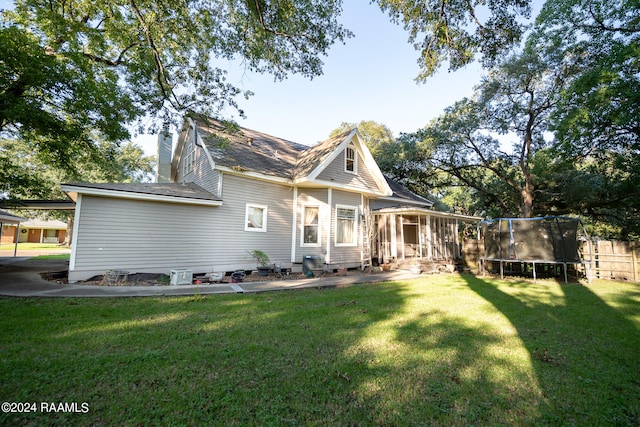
<box><xmin>1</xmin><ymin>276</ymin><xmax>639</xmax><ymax>425</ymax></box>
<box><xmin>463</xmin><ymin>274</ymin><xmax>640</xmax><ymax>425</ymax></box>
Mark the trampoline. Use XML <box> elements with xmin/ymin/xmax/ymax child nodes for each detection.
<box><xmin>479</xmin><ymin>216</ymin><xmax>591</xmax><ymax>282</ymax></box>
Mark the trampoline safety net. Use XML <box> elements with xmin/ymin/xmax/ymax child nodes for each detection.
<box><xmin>481</xmin><ymin>217</ymin><xmax>580</xmax><ymax>262</ymax></box>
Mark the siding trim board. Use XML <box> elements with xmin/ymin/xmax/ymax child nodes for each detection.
<box><xmin>69</xmin><ymin>194</ymin><xmax>82</xmax><ymax>271</ymax></box>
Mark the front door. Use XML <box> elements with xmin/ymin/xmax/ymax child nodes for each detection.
<box><xmin>403</xmin><ymin>223</ymin><xmax>419</xmax><ymax>258</ymax></box>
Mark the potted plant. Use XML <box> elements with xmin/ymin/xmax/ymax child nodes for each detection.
<box><xmin>248</xmin><ymin>249</ymin><xmax>271</xmax><ymax>276</ymax></box>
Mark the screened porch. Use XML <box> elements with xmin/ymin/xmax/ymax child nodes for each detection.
<box><xmin>372</xmin><ymin>208</ymin><xmax>477</xmax><ymax>265</ymax></box>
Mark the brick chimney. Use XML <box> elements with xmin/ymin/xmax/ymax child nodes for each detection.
<box><xmin>156</xmin><ymin>122</ymin><xmax>172</xmax><ymax>183</ymax></box>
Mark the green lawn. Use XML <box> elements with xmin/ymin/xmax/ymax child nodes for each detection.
<box><xmin>1</xmin><ymin>274</ymin><xmax>638</xmax><ymax>426</ymax></box>
<box><xmin>0</xmin><ymin>242</ymin><xmax>69</xmax><ymax>251</ymax></box>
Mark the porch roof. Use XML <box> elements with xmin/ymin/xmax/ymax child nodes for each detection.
<box><xmin>0</xmin><ymin>209</ymin><xmax>25</xmax><ymax>225</ymax></box>
<box><xmin>373</xmin><ymin>206</ymin><xmax>482</xmax><ymax>222</ymax></box>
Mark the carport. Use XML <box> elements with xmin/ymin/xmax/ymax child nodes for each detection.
<box><xmin>0</xmin><ymin>209</ymin><xmax>26</xmax><ymax>257</ymax></box>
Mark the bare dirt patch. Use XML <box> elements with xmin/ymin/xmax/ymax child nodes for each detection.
<box><xmin>43</xmin><ymin>269</ymin><xmax>363</xmax><ymax>286</ymax></box>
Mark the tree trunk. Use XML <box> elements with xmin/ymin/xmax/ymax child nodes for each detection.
<box><xmin>64</xmin><ymin>215</ymin><xmax>74</xmax><ymax>247</ymax></box>
<box><xmin>520</xmin><ymin>99</ymin><xmax>536</xmax><ymax>218</ymax></box>
<box><xmin>520</xmin><ymin>177</ymin><xmax>534</xmax><ymax>218</ymax></box>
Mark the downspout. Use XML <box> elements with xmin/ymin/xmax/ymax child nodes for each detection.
<box><xmin>291</xmin><ymin>187</ymin><xmax>298</xmax><ymax>264</ymax></box>
<box><xmin>360</xmin><ymin>193</ymin><xmax>364</xmax><ymax>266</ymax></box>
<box><xmin>326</xmin><ymin>188</ymin><xmax>332</xmax><ymax>264</ymax></box>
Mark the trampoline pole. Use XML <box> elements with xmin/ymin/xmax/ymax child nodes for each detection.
<box><xmin>532</xmin><ymin>261</ymin><xmax>537</xmax><ymax>282</ymax></box>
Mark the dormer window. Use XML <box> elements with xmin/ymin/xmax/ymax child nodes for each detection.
<box><xmin>345</xmin><ymin>144</ymin><xmax>357</xmax><ymax>174</ymax></box>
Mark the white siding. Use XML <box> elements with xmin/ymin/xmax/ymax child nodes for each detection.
<box><xmin>296</xmin><ymin>188</ymin><xmax>329</xmax><ymax>262</ymax></box>
<box><xmin>216</xmin><ymin>174</ymin><xmax>294</xmax><ymax>267</ymax></box>
<box><xmin>68</xmin><ymin>174</ymin><xmax>295</xmax><ymax>282</ymax></box>
<box><xmin>69</xmin><ymin>195</ymin><xmax>222</xmax><ymax>282</ymax></box>
<box><xmin>317</xmin><ymin>150</ymin><xmax>378</xmax><ymax>190</ymax></box>
<box><xmin>175</xmin><ymin>130</ymin><xmax>219</xmax><ymax>195</ymax></box>
<box><xmin>330</xmin><ymin>190</ymin><xmax>364</xmax><ymax>266</ymax></box>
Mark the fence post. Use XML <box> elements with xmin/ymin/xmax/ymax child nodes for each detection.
<box><xmin>633</xmin><ymin>241</ymin><xmax>638</xmax><ymax>283</ymax></box>
<box><xmin>587</xmin><ymin>239</ymin><xmax>596</xmax><ymax>280</ymax></box>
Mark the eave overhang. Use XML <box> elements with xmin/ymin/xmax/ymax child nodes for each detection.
<box><xmin>374</xmin><ymin>206</ymin><xmax>482</xmax><ymax>222</ymax></box>
<box><xmin>61</xmin><ymin>184</ymin><xmax>223</xmax><ymax>207</ymax></box>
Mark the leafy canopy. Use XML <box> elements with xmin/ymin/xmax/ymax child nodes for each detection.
<box><xmin>375</xmin><ymin>0</ymin><xmax>532</xmax><ymax>80</ymax></box>
<box><xmin>0</xmin><ymin>0</ymin><xmax>353</xmax><ymax>197</ymax></box>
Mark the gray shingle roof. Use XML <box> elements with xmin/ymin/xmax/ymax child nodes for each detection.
<box><xmin>197</xmin><ymin>119</ymin><xmax>308</xmax><ymax>179</ymax></box>
<box><xmin>196</xmin><ymin>118</ymin><xmax>351</xmax><ymax>180</ymax></box>
<box><xmin>384</xmin><ymin>176</ymin><xmax>434</xmax><ymax>207</ymax></box>
<box><xmin>0</xmin><ymin>208</ymin><xmax>25</xmax><ymax>224</ymax></box>
<box><xmin>192</xmin><ymin>117</ymin><xmax>436</xmax><ymax>206</ymax></box>
<box><xmin>63</xmin><ymin>182</ymin><xmax>221</xmax><ymax>202</ymax></box>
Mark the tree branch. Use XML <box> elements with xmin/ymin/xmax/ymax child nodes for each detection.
<box><xmin>466</xmin><ymin>0</ymin><xmax>485</xmax><ymax>30</ymax></box>
<box><xmin>129</xmin><ymin>0</ymin><xmax>181</xmax><ymax>110</ymax></box>
<box><xmin>587</xmin><ymin>5</ymin><xmax>640</xmax><ymax>34</ymax></box>
<box><xmin>82</xmin><ymin>41</ymin><xmax>139</xmax><ymax>66</ymax></box>
<box><xmin>250</xmin><ymin>0</ymin><xmax>309</xmax><ymax>41</ymax></box>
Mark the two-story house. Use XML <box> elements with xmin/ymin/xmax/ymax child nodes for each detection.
<box><xmin>62</xmin><ymin>115</ymin><xmax>478</xmax><ymax>282</ymax></box>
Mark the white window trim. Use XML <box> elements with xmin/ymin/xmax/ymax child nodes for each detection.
<box><xmin>245</xmin><ymin>203</ymin><xmax>268</xmax><ymax>232</ymax></box>
<box><xmin>335</xmin><ymin>204</ymin><xmax>358</xmax><ymax>247</ymax></box>
<box><xmin>344</xmin><ymin>144</ymin><xmax>357</xmax><ymax>175</ymax></box>
<box><xmin>301</xmin><ymin>205</ymin><xmax>321</xmax><ymax>247</ymax></box>
<box><xmin>183</xmin><ymin>140</ymin><xmax>195</xmax><ymax>176</ymax></box>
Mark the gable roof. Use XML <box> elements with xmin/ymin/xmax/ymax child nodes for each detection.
<box><xmin>295</xmin><ymin>129</ymin><xmax>351</xmax><ymax>178</ymax></box>
<box><xmin>189</xmin><ymin>116</ymin><xmax>392</xmax><ymax>196</ymax></box>
<box><xmin>195</xmin><ymin>118</ymin><xmax>306</xmax><ymax>180</ymax></box>
<box><xmin>61</xmin><ymin>182</ymin><xmax>222</xmax><ymax>206</ymax></box>
<box><xmin>382</xmin><ymin>176</ymin><xmax>434</xmax><ymax>207</ymax></box>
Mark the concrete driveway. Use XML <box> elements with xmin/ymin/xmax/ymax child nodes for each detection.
<box><xmin>0</xmin><ymin>256</ymin><xmax>421</xmax><ymax>298</ymax></box>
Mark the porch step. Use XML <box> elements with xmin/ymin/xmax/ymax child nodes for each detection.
<box><xmin>397</xmin><ymin>260</ymin><xmax>456</xmax><ymax>273</ymax></box>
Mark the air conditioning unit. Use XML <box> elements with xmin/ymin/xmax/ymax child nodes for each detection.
<box><xmin>170</xmin><ymin>269</ymin><xmax>193</xmax><ymax>285</ymax></box>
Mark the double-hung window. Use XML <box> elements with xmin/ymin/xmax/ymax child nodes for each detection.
<box><xmin>336</xmin><ymin>205</ymin><xmax>357</xmax><ymax>246</ymax></box>
<box><xmin>245</xmin><ymin>204</ymin><xmax>268</xmax><ymax>232</ymax></box>
<box><xmin>183</xmin><ymin>139</ymin><xmax>195</xmax><ymax>176</ymax></box>
<box><xmin>345</xmin><ymin>144</ymin><xmax>357</xmax><ymax>174</ymax></box>
<box><xmin>302</xmin><ymin>206</ymin><xmax>320</xmax><ymax>246</ymax></box>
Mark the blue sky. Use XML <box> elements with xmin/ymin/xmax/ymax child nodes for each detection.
<box><xmin>222</xmin><ymin>3</ymin><xmax>483</xmax><ymax>143</ymax></box>
<box><xmin>137</xmin><ymin>2</ymin><xmax>486</xmax><ymax>154</ymax></box>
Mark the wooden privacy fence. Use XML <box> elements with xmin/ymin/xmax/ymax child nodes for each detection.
<box><xmin>581</xmin><ymin>240</ymin><xmax>640</xmax><ymax>282</ymax></box>
<box><xmin>461</xmin><ymin>239</ymin><xmax>640</xmax><ymax>283</ymax></box>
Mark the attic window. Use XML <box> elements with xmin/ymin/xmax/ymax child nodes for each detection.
<box><xmin>345</xmin><ymin>144</ymin><xmax>357</xmax><ymax>174</ymax></box>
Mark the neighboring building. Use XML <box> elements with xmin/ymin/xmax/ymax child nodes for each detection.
<box><xmin>0</xmin><ymin>209</ymin><xmax>25</xmax><ymax>245</ymax></box>
<box><xmin>62</xmin><ymin>116</ymin><xmax>479</xmax><ymax>282</ymax></box>
<box><xmin>17</xmin><ymin>219</ymin><xmax>67</xmax><ymax>244</ymax></box>
<box><xmin>0</xmin><ymin>214</ymin><xmax>65</xmax><ymax>245</ymax></box>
